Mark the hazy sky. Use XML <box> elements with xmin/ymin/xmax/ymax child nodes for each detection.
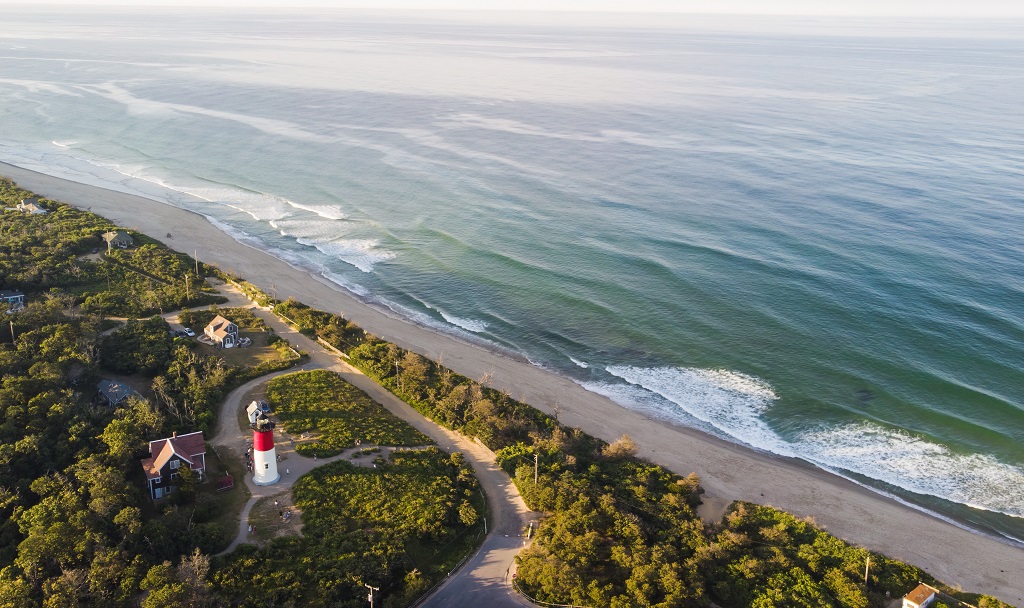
<box><xmin>2</xmin><ymin>0</ymin><xmax>1023</xmax><ymax>17</ymax></box>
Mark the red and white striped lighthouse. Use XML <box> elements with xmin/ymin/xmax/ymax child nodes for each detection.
<box><xmin>252</xmin><ymin>416</ymin><xmax>280</xmax><ymax>486</ymax></box>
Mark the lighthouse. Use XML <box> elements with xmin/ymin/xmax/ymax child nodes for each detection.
<box><xmin>251</xmin><ymin>411</ymin><xmax>280</xmax><ymax>486</ymax></box>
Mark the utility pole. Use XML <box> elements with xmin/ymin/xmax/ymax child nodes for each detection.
<box><xmin>9</xmin><ymin>320</ymin><xmax>14</xmax><ymax>343</ymax></box>
<box><xmin>864</xmin><ymin>555</ymin><xmax>870</xmax><ymax>587</ymax></box>
<box><xmin>184</xmin><ymin>275</ymin><xmax>191</xmax><ymax>303</ymax></box>
<box><xmin>194</xmin><ymin>250</ymin><xmax>199</xmax><ymax>278</ymax></box>
<box><xmin>364</xmin><ymin>583</ymin><xmax>379</xmax><ymax>608</ymax></box>
<box><xmin>534</xmin><ymin>452</ymin><xmax>539</xmax><ymax>485</ymax></box>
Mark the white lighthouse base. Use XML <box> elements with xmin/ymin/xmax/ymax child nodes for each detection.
<box><xmin>253</xmin><ymin>446</ymin><xmax>280</xmax><ymax>485</ymax></box>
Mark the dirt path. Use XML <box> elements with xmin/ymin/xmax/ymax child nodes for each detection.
<box><xmin>209</xmin><ymin>283</ymin><xmax>539</xmax><ymax>605</ymax></box>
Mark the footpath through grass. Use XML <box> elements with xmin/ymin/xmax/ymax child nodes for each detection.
<box><xmin>212</xmin><ymin>447</ymin><xmax>484</xmax><ymax>607</ymax></box>
<box><xmin>267</xmin><ymin>369</ymin><xmax>431</xmax><ymax>457</ymax></box>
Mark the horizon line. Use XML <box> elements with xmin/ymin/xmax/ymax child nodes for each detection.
<box><xmin>3</xmin><ymin>3</ymin><xmax>1024</xmax><ymax>18</ymax></box>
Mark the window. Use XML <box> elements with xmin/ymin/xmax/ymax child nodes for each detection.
<box><xmin>170</xmin><ymin>459</ymin><xmax>180</xmax><ymax>470</ymax></box>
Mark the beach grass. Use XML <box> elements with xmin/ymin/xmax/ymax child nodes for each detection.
<box><xmin>266</xmin><ymin>369</ymin><xmax>432</xmax><ymax>457</ymax></box>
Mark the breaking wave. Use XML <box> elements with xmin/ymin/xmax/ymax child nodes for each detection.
<box><xmin>437</xmin><ymin>310</ymin><xmax>489</xmax><ymax>333</ymax></box>
<box><xmin>600</xmin><ymin>365</ymin><xmax>1024</xmax><ymax>518</ymax></box>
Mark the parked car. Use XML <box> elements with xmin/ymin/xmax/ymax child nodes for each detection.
<box><xmin>183</xmin><ymin>328</ymin><xmax>196</xmax><ymax>337</ymax></box>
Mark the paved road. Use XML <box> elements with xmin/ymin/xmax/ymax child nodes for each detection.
<box><xmin>206</xmin><ymin>283</ymin><xmax>539</xmax><ymax>606</ymax></box>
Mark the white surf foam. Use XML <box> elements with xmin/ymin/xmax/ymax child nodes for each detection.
<box><xmin>570</xmin><ymin>357</ymin><xmax>589</xmax><ymax>369</ymax></box>
<box><xmin>600</xmin><ymin>365</ymin><xmax>1024</xmax><ymax>518</ymax></box>
<box><xmin>606</xmin><ymin>365</ymin><xmax>795</xmax><ymax>456</ymax></box>
<box><xmin>272</xmin><ymin>217</ymin><xmax>395</xmax><ymax>273</ymax></box>
<box><xmin>296</xmin><ymin>237</ymin><xmax>395</xmax><ymax>273</ymax></box>
<box><xmin>320</xmin><ymin>270</ymin><xmax>370</xmax><ymax>298</ymax></box>
<box><xmin>285</xmin><ymin>200</ymin><xmax>347</xmax><ymax>220</ymax></box>
<box><xmin>203</xmin><ymin>216</ymin><xmax>267</xmax><ymax>250</ymax></box>
<box><xmin>407</xmin><ymin>295</ymin><xmax>488</xmax><ymax>333</ymax></box>
<box><xmin>167</xmin><ymin>184</ymin><xmax>294</xmax><ymax>222</ymax></box>
<box><xmin>577</xmin><ymin>379</ymin><xmax>712</xmax><ymax>432</ymax></box>
<box><xmin>437</xmin><ymin>310</ymin><xmax>489</xmax><ymax>333</ymax></box>
<box><xmin>198</xmin><ymin>218</ymin><xmax>374</xmax><ymax>302</ymax></box>
<box><xmin>795</xmin><ymin>423</ymin><xmax>1024</xmax><ymax>518</ymax></box>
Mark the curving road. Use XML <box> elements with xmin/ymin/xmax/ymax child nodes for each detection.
<box><xmin>207</xmin><ymin>283</ymin><xmax>539</xmax><ymax>605</ymax></box>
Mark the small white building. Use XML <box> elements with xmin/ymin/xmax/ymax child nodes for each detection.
<box><xmin>204</xmin><ymin>314</ymin><xmax>239</xmax><ymax>348</ymax></box>
<box><xmin>17</xmin><ymin>198</ymin><xmax>48</xmax><ymax>215</ymax></box>
<box><xmin>246</xmin><ymin>400</ymin><xmax>270</xmax><ymax>424</ymax></box>
<box><xmin>903</xmin><ymin>583</ymin><xmax>938</xmax><ymax>608</ymax></box>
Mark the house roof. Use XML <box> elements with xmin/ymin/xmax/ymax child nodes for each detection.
<box><xmin>905</xmin><ymin>583</ymin><xmax>937</xmax><ymax>606</ymax></box>
<box><xmin>140</xmin><ymin>456</ymin><xmax>162</xmax><ymax>480</ymax></box>
<box><xmin>97</xmin><ymin>379</ymin><xmax>137</xmax><ymax>405</ymax></box>
<box><xmin>206</xmin><ymin>315</ymin><xmax>236</xmax><ymax>340</ymax></box>
<box><xmin>102</xmin><ymin>230</ymin><xmax>133</xmax><ymax>244</ymax></box>
<box><xmin>17</xmin><ymin>199</ymin><xmax>47</xmax><ymax>213</ymax></box>
<box><xmin>143</xmin><ymin>431</ymin><xmax>206</xmax><ymax>479</ymax></box>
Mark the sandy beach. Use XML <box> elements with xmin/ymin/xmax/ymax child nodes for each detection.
<box><xmin>3</xmin><ymin>161</ymin><xmax>1021</xmax><ymax>603</ymax></box>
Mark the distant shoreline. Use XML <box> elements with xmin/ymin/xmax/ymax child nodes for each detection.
<box><xmin>3</xmin><ymin>160</ymin><xmax>1021</xmax><ymax>604</ymax></box>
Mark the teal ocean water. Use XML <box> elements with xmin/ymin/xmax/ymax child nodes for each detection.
<box><xmin>2</xmin><ymin>9</ymin><xmax>1022</xmax><ymax>541</ymax></box>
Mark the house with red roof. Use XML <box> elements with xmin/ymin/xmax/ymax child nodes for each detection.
<box><xmin>140</xmin><ymin>431</ymin><xmax>206</xmax><ymax>499</ymax></box>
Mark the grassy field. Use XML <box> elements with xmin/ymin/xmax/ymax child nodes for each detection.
<box><xmin>212</xmin><ymin>447</ymin><xmax>484</xmax><ymax>607</ymax></box>
<box><xmin>266</xmin><ymin>370</ymin><xmax>431</xmax><ymax>457</ymax></box>
<box><xmin>248</xmin><ymin>490</ymin><xmax>302</xmax><ymax>544</ymax></box>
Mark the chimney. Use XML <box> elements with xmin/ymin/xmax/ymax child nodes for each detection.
<box><xmin>172</xmin><ymin>431</ymin><xmax>177</xmax><ymax>438</ymax></box>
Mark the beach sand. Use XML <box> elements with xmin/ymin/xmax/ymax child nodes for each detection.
<box><xmin>3</xmin><ymin>161</ymin><xmax>1021</xmax><ymax>603</ymax></box>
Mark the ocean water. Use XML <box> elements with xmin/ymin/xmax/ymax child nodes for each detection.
<box><xmin>2</xmin><ymin>8</ymin><xmax>1022</xmax><ymax>541</ymax></box>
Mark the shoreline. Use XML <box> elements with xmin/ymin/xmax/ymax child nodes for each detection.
<box><xmin>3</xmin><ymin>160</ymin><xmax>1022</xmax><ymax>603</ymax></box>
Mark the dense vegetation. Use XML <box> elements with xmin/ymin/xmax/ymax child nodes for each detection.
<box><xmin>0</xmin><ymin>297</ymin><xmax>242</xmax><ymax>606</ymax></box>
<box><xmin>211</xmin><ymin>448</ymin><xmax>484</xmax><ymax>607</ymax></box>
<box><xmin>178</xmin><ymin>306</ymin><xmax>269</xmax><ymax>332</ymax></box>
<box><xmin>0</xmin><ymin>178</ymin><xmax>224</xmax><ymax>317</ymax></box>
<box><xmin>264</xmin><ymin>296</ymin><xmax>1016</xmax><ymax>608</ymax></box>
<box><xmin>0</xmin><ymin>182</ymin><xmax>300</xmax><ymax>606</ymax></box>
<box><xmin>265</xmin><ymin>370</ymin><xmax>431</xmax><ymax>456</ymax></box>
<box><xmin>99</xmin><ymin>316</ymin><xmax>175</xmax><ymax>375</ymax></box>
<box><xmin>273</xmin><ymin>298</ymin><xmax>366</xmax><ymax>350</ymax></box>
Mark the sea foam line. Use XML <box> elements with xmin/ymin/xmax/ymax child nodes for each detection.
<box><xmin>602</xmin><ymin>365</ymin><xmax>1024</xmax><ymax>519</ymax></box>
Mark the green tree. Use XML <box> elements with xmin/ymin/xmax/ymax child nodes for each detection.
<box><xmin>458</xmin><ymin>500</ymin><xmax>478</xmax><ymax>527</ymax></box>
